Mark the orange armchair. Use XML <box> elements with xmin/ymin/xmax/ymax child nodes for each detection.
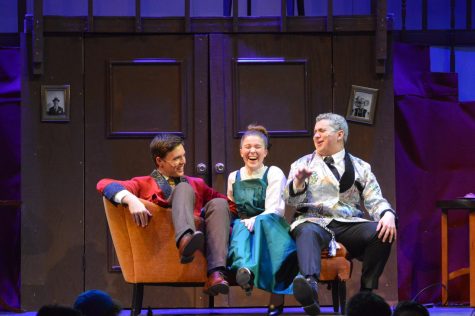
<box><xmin>103</xmin><ymin>198</ymin><xmax>207</xmax><ymax>316</ymax></box>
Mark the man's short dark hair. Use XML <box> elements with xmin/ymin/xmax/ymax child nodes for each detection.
<box><xmin>393</xmin><ymin>300</ymin><xmax>430</xmax><ymax>316</ymax></box>
<box><xmin>150</xmin><ymin>134</ymin><xmax>184</xmax><ymax>164</ymax></box>
<box><xmin>346</xmin><ymin>291</ymin><xmax>391</xmax><ymax>316</ymax></box>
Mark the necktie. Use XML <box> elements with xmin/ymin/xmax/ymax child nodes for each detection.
<box><xmin>324</xmin><ymin>156</ymin><xmax>340</xmax><ymax>181</ymax></box>
<box><xmin>168</xmin><ymin>177</ymin><xmax>177</xmax><ymax>187</ymax></box>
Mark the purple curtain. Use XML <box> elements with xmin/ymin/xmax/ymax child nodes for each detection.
<box><xmin>395</xmin><ymin>43</ymin><xmax>475</xmax><ymax>304</ymax></box>
<box><xmin>0</xmin><ymin>47</ymin><xmax>21</xmax><ymax>310</ymax></box>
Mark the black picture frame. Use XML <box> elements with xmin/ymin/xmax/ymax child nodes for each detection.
<box><xmin>41</xmin><ymin>85</ymin><xmax>70</xmax><ymax>122</ymax></box>
<box><xmin>346</xmin><ymin>85</ymin><xmax>378</xmax><ymax>125</ymax></box>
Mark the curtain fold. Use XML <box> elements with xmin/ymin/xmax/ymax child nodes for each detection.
<box><xmin>0</xmin><ymin>47</ymin><xmax>21</xmax><ymax>311</ymax></box>
<box><xmin>395</xmin><ymin>42</ymin><xmax>475</xmax><ymax>304</ymax></box>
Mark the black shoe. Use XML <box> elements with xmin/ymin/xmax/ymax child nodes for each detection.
<box><xmin>236</xmin><ymin>267</ymin><xmax>253</xmax><ymax>296</ymax></box>
<box><xmin>293</xmin><ymin>276</ymin><xmax>320</xmax><ymax>315</ymax></box>
<box><xmin>267</xmin><ymin>304</ymin><xmax>284</xmax><ymax>316</ymax></box>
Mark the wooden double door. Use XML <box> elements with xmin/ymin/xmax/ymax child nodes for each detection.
<box><xmin>83</xmin><ymin>33</ymin><xmax>332</xmax><ymax>307</ymax></box>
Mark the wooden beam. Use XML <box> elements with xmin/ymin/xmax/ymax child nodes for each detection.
<box><xmin>327</xmin><ymin>0</ymin><xmax>333</xmax><ymax>32</ymax></box>
<box><xmin>233</xmin><ymin>0</ymin><xmax>238</xmax><ymax>32</ymax></box>
<box><xmin>281</xmin><ymin>0</ymin><xmax>287</xmax><ymax>32</ymax></box>
<box><xmin>297</xmin><ymin>0</ymin><xmax>305</xmax><ymax>16</ymax></box>
<box><xmin>467</xmin><ymin>0</ymin><xmax>472</xmax><ymax>30</ymax></box>
<box><xmin>88</xmin><ymin>0</ymin><xmax>94</xmax><ymax>32</ymax></box>
<box><xmin>185</xmin><ymin>0</ymin><xmax>190</xmax><ymax>32</ymax></box>
<box><xmin>375</xmin><ymin>0</ymin><xmax>388</xmax><ymax>75</ymax></box>
<box><xmin>451</xmin><ymin>0</ymin><xmax>455</xmax><ymax>30</ymax></box>
<box><xmin>17</xmin><ymin>0</ymin><xmax>26</xmax><ymax>32</ymax></box>
<box><xmin>393</xmin><ymin>30</ymin><xmax>475</xmax><ymax>46</ymax></box>
<box><xmin>37</xmin><ymin>16</ymin><xmax>386</xmax><ymax>34</ymax></box>
<box><xmin>401</xmin><ymin>0</ymin><xmax>407</xmax><ymax>31</ymax></box>
<box><xmin>135</xmin><ymin>0</ymin><xmax>142</xmax><ymax>32</ymax></box>
<box><xmin>32</xmin><ymin>0</ymin><xmax>43</xmax><ymax>75</ymax></box>
<box><xmin>422</xmin><ymin>0</ymin><xmax>428</xmax><ymax>31</ymax></box>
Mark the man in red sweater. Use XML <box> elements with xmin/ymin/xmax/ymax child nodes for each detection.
<box><xmin>97</xmin><ymin>134</ymin><xmax>235</xmax><ymax>296</ymax></box>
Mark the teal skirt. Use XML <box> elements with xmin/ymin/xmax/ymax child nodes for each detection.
<box><xmin>228</xmin><ymin>213</ymin><xmax>298</xmax><ymax>294</ymax></box>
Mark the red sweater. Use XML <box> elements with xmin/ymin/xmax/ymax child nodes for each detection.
<box><xmin>97</xmin><ymin>175</ymin><xmax>236</xmax><ymax>217</ymax></box>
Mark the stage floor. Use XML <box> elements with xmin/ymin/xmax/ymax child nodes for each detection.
<box><xmin>2</xmin><ymin>306</ymin><xmax>474</xmax><ymax>316</ymax></box>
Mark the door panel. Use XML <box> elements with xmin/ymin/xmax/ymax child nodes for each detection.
<box><xmin>209</xmin><ymin>33</ymin><xmax>333</xmax><ymax>306</ymax></box>
<box><xmin>84</xmin><ymin>34</ymin><xmax>210</xmax><ymax>308</ymax></box>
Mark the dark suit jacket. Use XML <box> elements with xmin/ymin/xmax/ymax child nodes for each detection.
<box><xmin>47</xmin><ymin>106</ymin><xmax>64</xmax><ymax>115</ymax></box>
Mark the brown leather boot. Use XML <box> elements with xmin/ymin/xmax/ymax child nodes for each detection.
<box><xmin>178</xmin><ymin>231</ymin><xmax>204</xmax><ymax>264</ymax></box>
<box><xmin>203</xmin><ymin>271</ymin><xmax>229</xmax><ymax>296</ymax></box>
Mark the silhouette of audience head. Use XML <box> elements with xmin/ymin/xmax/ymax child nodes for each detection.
<box><xmin>37</xmin><ymin>305</ymin><xmax>82</xmax><ymax>316</ymax></box>
<box><xmin>346</xmin><ymin>291</ymin><xmax>391</xmax><ymax>316</ymax></box>
<box><xmin>73</xmin><ymin>290</ymin><xmax>121</xmax><ymax>316</ymax></box>
<box><xmin>393</xmin><ymin>300</ymin><xmax>430</xmax><ymax>316</ymax></box>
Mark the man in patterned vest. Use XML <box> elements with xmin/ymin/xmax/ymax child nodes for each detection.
<box><xmin>284</xmin><ymin>113</ymin><xmax>397</xmax><ymax>315</ymax></box>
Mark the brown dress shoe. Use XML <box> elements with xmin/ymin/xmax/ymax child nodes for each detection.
<box><xmin>178</xmin><ymin>231</ymin><xmax>204</xmax><ymax>264</ymax></box>
<box><xmin>203</xmin><ymin>271</ymin><xmax>230</xmax><ymax>296</ymax></box>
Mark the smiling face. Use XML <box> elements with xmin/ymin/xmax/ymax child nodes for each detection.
<box><xmin>313</xmin><ymin>119</ymin><xmax>345</xmax><ymax>157</ymax></box>
<box><xmin>240</xmin><ymin>134</ymin><xmax>268</xmax><ymax>172</ymax></box>
<box><xmin>156</xmin><ymin>144</ymin><xmax>186</xmax><ymax>177</ymax></box>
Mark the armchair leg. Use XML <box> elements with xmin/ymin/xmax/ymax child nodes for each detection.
<box><xmin>331</xmin><ymin>281</ymin><xmax>339</xmax><ymax>313</ymax></box>
<box><xmin>339</xmin><ymin>281</ymin><xmax>347</xmax><ymax>315</ymax></box>
<box><xmin>131</xmin><ymin>284</ymin><xmax>144</xmax><ymax>316</ymax></box>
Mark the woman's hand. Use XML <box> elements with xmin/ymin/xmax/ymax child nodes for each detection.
<box><xmin>241</xmin><ymin>216</ymin><xmax>257</xmax><ymax>232</ymax></box>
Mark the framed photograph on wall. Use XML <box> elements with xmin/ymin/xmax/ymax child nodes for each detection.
<box><xmin>41</xmin><ymin>85</ymin><xmax>70</xmax><ymax>122</ymax></box>
<box><xmin>346</xmin><ymin>85</ymin><xmax>378</xmax><ymax>125</ymax></box>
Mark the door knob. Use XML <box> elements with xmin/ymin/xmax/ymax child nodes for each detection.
<box><xmin>196</xmin><ymin>163</ymin><xmax>208</xmax><ymax>175</ymax></box>
<box><xmin>215</xmin><ymin>163</ymin><xmax>225</xmax><ymax>174</ymax></box>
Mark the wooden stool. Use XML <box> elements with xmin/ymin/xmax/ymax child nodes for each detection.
<box><xmin>438</xmin><ymin>198</ymin><xmax>475</xmax><ymax>307</ymax></box>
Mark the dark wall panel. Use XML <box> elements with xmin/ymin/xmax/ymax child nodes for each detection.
<box><xmin>21</xmin><ymin>34</ymin><xmax>85</xmax><ymax>309</ymax></box>
<box><xmin>233</xmin><ymin>59</ymin><xmax>310</xmax><ymax>136</ymax></box>
<box><xmin>333</xmin><ymin>33</ymin><xmax>397</xmax><ymax>304</ymax></box>
<box><xmin>108</xmin><ymin>60</ymin><xmax>186</xmax><ymax>137</ymax></box>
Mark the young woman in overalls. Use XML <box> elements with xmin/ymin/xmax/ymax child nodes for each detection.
<box><xmin>227</xmin><ymin>125</ymin><xmax>298</xmax><ymax>316</ymax></box>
